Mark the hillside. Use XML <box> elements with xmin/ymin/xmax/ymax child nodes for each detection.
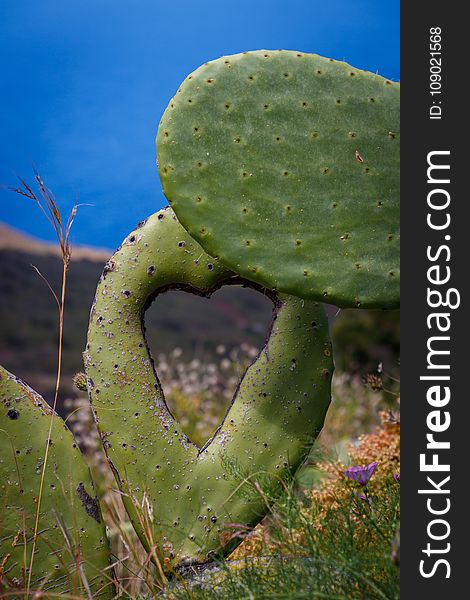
<box><xmin>0</xmin><ymin>224</ymin><xmax>399</xmax><ymax>408</ymax></box>
<box><xmin>0</xmin><ymin>222</ymin><xmax>111</xmax><ymax>261</ymax></box>
<box><xmin>0</xmin><ymin>224</ymin><xmax>273</xmax><ymax>405</ymax></box>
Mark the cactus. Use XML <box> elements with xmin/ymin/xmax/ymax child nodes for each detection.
<box><xmin>157</xmin><ymin>50</ymin><xmax>399</xmax><ymax>309</ymax></box>
<box><xmin>0</xmin><ymin>366</ymin><xmax>112</xmax><ymax>597</ymax></box>
<box><xmin>85</xmin><ymin>208</ymin><xmax>333</xmax><ymax>565</ymax></box>
<box><xmin>1</xmin><ymin>49</ymin><xmax>399</xmax><ymax>585</ymax></box>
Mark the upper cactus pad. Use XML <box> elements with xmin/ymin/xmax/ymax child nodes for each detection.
<box><xmin>157</xmin><ymin>50</ymin><xmax>399</xmax><ymax>308</ymax></box>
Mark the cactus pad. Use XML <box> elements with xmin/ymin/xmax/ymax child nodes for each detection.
<box><xmin>85</xmin><ymin>209</ymin><xmax>332</xmax><ymax>566</ymax></box>
<box><xmin>157</xmin><ymin>50</ymin><xmax>399</xmax><ymax>308</ymax></box>
<box><xmin>0</xmin><ymin>366</ymin><xmax>111</xmax><ymax>597</ymax></box>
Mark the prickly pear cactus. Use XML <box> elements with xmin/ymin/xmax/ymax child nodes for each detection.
<box><xmin>0</xmin><ymin>366</ymin><xmax>112</xmax><ymax>597</ymax></box>
<box><xmin>157</xmin><ymin>50</ymin><xmax>399</xmax><ymax>308</ymax></box>
<box><xmin>85</xmin><ymin>209</ymin><xmax>332</xmax><ymax>566</ymax></box>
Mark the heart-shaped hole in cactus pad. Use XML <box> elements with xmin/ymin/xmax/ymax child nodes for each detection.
<box><xmin>85</xmin><ymin>209</ymin><xmax>333</xmax><ymax>566</ymax></box>
<box><xmin>145</xmin><ymin>285</ymin><xmax>272</xmax><ymax>447</ymax></box>
<box><xmin>157</xmin><ymin>50</ymin><xmax>399</xmax><ymax>309</ymax></box>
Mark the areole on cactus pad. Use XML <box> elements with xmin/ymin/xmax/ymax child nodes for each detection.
<box><xmin>157</xmin><ymin>50</ymin><xmax>400</xmax><ymax>308</ymax></box>
<box><xmin>85</xmin><ymin>209</ymin><xmax>333</xmax><ymax>566</ymax></box>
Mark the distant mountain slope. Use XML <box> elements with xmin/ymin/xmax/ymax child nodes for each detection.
<box><xmin>0</xmin><ymin>221</ymin><xmax>111</xmax><ymax>261</ymax></box>
<box><xmin>0</xmin><ymin>224</ymin><xmax>399</xmax><ymax>407</ymax></box>
<box><xmin>0</xmin><ymin>224</ymin><xmax>273</xmax><ymax>404</ymax></box>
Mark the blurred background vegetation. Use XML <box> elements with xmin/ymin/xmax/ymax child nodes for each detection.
<box><xmin>0</xmin><ymin>222</ymin><xmax>399</xmax><ymax>423</ymax></box>
<box><xmin>0</xmin><ymin>223</ymin><xmax>400</xmax><ymax>479</ymax></box>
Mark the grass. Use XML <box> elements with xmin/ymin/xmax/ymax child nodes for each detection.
<box><xmin>2</xmin><ymin>176</ymin><xmax>400</xmax><ymax>598</ymax></box>
<box><xmin>161</xmin><ymin>410</ymin><xmax>400</xmax><ymax>600</ymax></box>
<box><xmin>77</xmin><ymin>398</ymin><xmax>398</xmax><ymax>599</ymax></box>
<box><xmin>10</xmin><ymin>173</ymin><xmax>79</xmax><ymax>594</ymax></box>
<box><xmin>60</xmin><ymin>316</ymin><xmax>398</xmax><ymax>599</ymax></box>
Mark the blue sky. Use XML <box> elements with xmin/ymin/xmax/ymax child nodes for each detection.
<box><xmin>0</xmin><ymin>0</ymin><xmax>399</xmax><ymax>249</ymax></box>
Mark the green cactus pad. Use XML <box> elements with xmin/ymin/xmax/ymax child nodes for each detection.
<box><xmin>0</xmin><ymin>367</ymin><xmax>112</xmax><ymax>597</ymax></box>
<box><xmin>157</xmin><ymin>50</ymin><xmax>399</xmax><ymax>308</ymax></box>
<box><xmin>86</xmin><ymin>209</ymin><xmax>332</xmax><ymax>566</ymax></box>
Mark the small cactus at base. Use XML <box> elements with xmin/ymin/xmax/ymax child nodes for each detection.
<box><xmin>85</xmin><ymin>209</ymin><xmax>333</xmax><ymax>566</ymax></box>
<box><xmin>0</xmin><ymin>366</ymin><xmax>112</xmax><ymax>597</ymax></box>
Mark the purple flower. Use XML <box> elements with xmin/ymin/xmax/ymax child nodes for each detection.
<box><xmin>343</xmin><ymin>461</ymin><xmax>379</xmax><ymax>487</ymax></box>
<box><xmin>394</xmin><ymin>473</ymin><xmax>400</xmax><ymax>483</ymax></box>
